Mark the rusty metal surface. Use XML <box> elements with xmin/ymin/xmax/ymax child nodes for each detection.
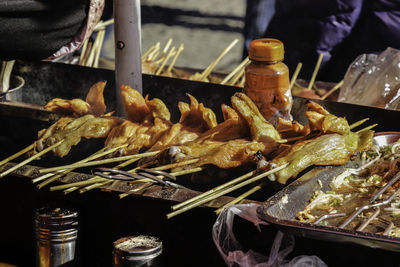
<box><xmin>0</xmin><ymin>162</ymin><xmax>258</xmax><ymax>209</ymax></box>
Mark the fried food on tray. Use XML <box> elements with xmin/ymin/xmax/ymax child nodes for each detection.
<box><xmin>105</xmin><ymin>86</ymin><xmax>172</xmax><ymax>155</ymax></box>
<box><xmin>44</xmin><ymin>81</ymin><xmax>107</xmax><ymax>117</ymax></box>
<box><xmin>146</xmin><ymin>92</ymin><xmax>281</xmax><ymax>169</ymax></box>
<box><xmin>35</xmin><ymin>81</ymin><xmax>123</xmax><ymax>157</ymax></box>
<box><xmin>231</xmin><ymin>92</ymin><xmax>282</xmax><ymax>143</ymax></box>
<box><xmin>120</xmin><ymin>85</ymin><xmax>151</xmax><ymax>123</ymax></box>
<box><xmin>305</xmin><ymin>101</ymin><xmax>350</xmax><ymax>134</ymax></box>
<box><xmin>276</xmin><ymin>117</ymin><xmax>310</xmax><ymax>138</ymax></box>
<box><xmin>35</xmin><ymin>114</ymin><xmax>122</xmax><ymax>157</ymax></box>
<box><xmin>148</xmin><ymin>94</ymin><xmax>217</xmax><ymax>151</ymax></box>
<box><xmin>192</xmin><ymin>104</ymin><xmax>249</xmax><ymax>143</ymax></box>
<box><xmin>271</xmin><ymin>130</ymin><xmax>374</xmax><ymax>184</ymax></box>
<box><xmin>179</xmin><ymin>139</ymin><xmax>276</xmax><ymax>169</ymax></box>
<box><xmin>85</xmin><ymin>81</ymin><xmax>107</xmax><ymax>116</ymax></box>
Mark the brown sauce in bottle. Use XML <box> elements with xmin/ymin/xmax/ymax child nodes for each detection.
<box><xmin>243</xmin><ymin>38</ymin><xmax>292</xmax><ymax>123</ymax></box>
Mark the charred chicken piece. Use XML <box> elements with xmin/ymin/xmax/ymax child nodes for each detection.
<box><xmin>34</xmin><ymin>115</ymin><xmax>122</xmax><ymax>157</ymax></box>
<box><xmin>271</xmin><ymin>130</ymin><xmax>374</xmax><ymax>184</ymax></box>
<box><xmin>231</xmin><ymin>92</ymin><xmax>283</xmax><ymax>144</ymax></box>
<box><xmin>105</xmin><ymin>86</ymin><xmax>172</xmax><ymax>155</ymax></box>
<box><xmin>192</xmin><ymin>104</ymin><xmax>250</xmax><ymax>143</ymax></box>
<box><xmin>120</xmin><ymin>85</ymin><xmax>151</xmax><ymax>123</ymax></box>
<box><xmin>44</xmin><ymin>81</ymin><xmax>107</xmax><ymax>117</ymax></box>
<box><xmin>148</xmin><ymin>94</ymin><xmax>217</xmax><ymax>151</ymax></box>
<box><xmin>276</xmin><ymin>117</ymin><xmax>311</xmax><ymax>139</ymax></box>
<box><xmin>180</xmin><ymin>139</ymin><xmax>276</xmax><ymax>169</ymax></box>
<box><xmin>305</xmin><ymin>102</ymin><xmax>350</xmax><ymax>134</ymax></box>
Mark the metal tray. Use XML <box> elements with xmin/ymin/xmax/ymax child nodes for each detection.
<box><xmin>257</xmin><ymin>132</ymin><xmax>400</xmax><ymax>252</ymax></box>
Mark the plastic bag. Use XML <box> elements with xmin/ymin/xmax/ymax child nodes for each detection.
<box><xmin>212</xmin><ymin>203</ymin><xmax>327</xmax><ymax>267</ymax></box>
<box><xmin>338</xmin><ymin>47</ymin><xmax>400</xmax><ymax>110</ymax></box>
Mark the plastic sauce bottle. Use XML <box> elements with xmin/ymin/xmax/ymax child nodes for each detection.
<box><xmin>243</xmin><ymin>38</ymin><xmax>292</xmax><ymax>124</ymax></box>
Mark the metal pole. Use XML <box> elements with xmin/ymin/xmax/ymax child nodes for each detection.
<box><xmin>113</xmin><ymin>0</ymin><xmax>142</xmax><ymax>117</ymax></box>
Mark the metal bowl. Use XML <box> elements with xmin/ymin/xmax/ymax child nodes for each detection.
<box><xmin>374</xmin><ymin>132</ymin><xmax>400</xmax><ymax>147</ymax></box>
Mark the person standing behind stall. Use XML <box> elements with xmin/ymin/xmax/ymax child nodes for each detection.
<box><xmin>263</xmin><ymin>0</ymin><xmax>400</xmax><ymax>82</ymax></box>
<box><xmin>0</xmin><ymin>0</ymin><xmax>104</xmax><ymax>60</ymax></box>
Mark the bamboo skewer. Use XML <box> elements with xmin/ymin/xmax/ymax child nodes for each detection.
<box><xmin>118</xmin><ymin>165</ymin><xmax>204</xmax><ymax>199</ymax></box>
<box><xmin>155</xmin><ymin>47</ymin><xmax>176</xmax><ymax>75</ymax></box>
<box><xmin>142</xmin><ymin>45</ymin><xmax>157</xmax><ymax>60</ymax></box>
<box><xmin>167</xmin><ymin>163</ymin><xmax>289</xmax><ymax>219</ymax></box>
<box><xmin>39</xmin><ymin>151</ymin><xmax>160</xmax><ymax>174</ymax></box>
<box><xmin>227</xmin><ymin>67</ymin><xmax>246</xmax><ymax>86</ymax></box>
<box><xmin>81</xmin><ymin>41</ymin><xmax>93</xmax><ymax>66</ymax></box>
<box><xmin>221</xmin><ymin>57</ymin><xmax>250</xmax><ymax>85</ymax></box>
<box><xmin>171</xmin><ymin>163</ymin><xmax>288</xmax><ymax>211</ymax></box>
<box><xmin>0</xmin><ymin>143</ymin><xmax>34</xmax><ymax>167</ymax></box>
<box><xmin>119</xmin><ymin>182</ymin><xmax>154</xmax><ymax>199</ymax></box>
<box><xmin>151</xmin><ymin>158</ymin><xmax>200</xmax><ymax>171</ymax></box>
<box><xmin>199</xmin><ymin>39</ymin><xmax>239</xmax><ymax>82</ymax></box>
<box><xmin>356</xmin><ymin>124</ymin><xmax>378</xmax><ymax>134</ymax></box>
<box><xmin>50</xmin><ymin>177</ymin><xmax>105</xmax><ymax>191</ymax></box>
<box><xmin>79</xmin><ymin>180</ymin><xmax>111</xmax><ymax>194</ymax></box>
<box><xmin>160</xmin><ymin>38</ymin><xmax>173</xmax><ymax>58</ymax></box>
<box><xmin>349</xmin><ymin>118</ymin><xmax>369</xmax><ymax>130</ymax></box>
<box><xmin>52</xmin><ymin>157</ymin><xmax>142</xmax><ymax>193</ymax></box>
<box><xmin>321</xmin><ymin>80</ymin><xmax>344</xmax><ymax>100</ymax></box>
<box><xmin>147</xmin><ymin>43</ymin><xmax>160</xmax><ymax>61</ymax></box>
<box><xmin>167</xmin><ymin>43</ymin><xmax>184</xmax><ymax>73</ymax></box>
<box><xmin>64</xmin><ymin>187</ymin><xmax>79</xmax><ymax>195</ymax></box>
<box><xmin>0</xmin><ymin>140</ymin><xmax>64</xmax><ymax>179</ymax></box>
<box><xmin>32</xmin><ymin>170</ymin><xmax>65</xmax><ymax>184</ymax></box>
<box><xmin>86</xmin><ymin>30</ymin><xmax>105</xmax><ymax>67</ymax></box>
<box><xmin>79</xmin><ymin>39</ymin><xmax>89</xmax><ymax>65</ymax></box>
<box><xmin>169</xmin><ymin>167</ymin><xmax>203</xmax><ymax>177</ymax></box>
<box><xmin>94</xmin><ymin>18</ymin><xmax>114</xmax><ymax>32</ymax></box>
<box><xmin>171</xmin><ymin>170</ymin><xmax>255</xmax><ymax>211</ymax></box>
<box><xmin>36</xmin><ymin>146</ymin><xmax>127</xmax><ymax>189</ymax></box>
<box><xmin>93</xmin><ymin>29</ymin><xmax>106</xmax><ymax>68</ymax></box>
<box><xmin>214</xmin><ymin>182</ymin><xmax>264</xmax><ymax>214</ymax></box>
<box><xmin>289</xmin><ymin>62</ymin><xmax>303</xmax><ymax>91</ymax></box>
<box><xmin>33</xmin><ymin>145</ymin><xmax>125</xmax><ymax>184</ymax></box>
<box><xmin>307</xmin><ymin>54</ymin><xmax>324</xmax><ymax>91</ymax></box>
<box><xmin>238</xmin><ymin>72</ymin><xmax>246</xmax><ymax>87</ymax></box>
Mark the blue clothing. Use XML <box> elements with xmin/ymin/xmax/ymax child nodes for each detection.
<box><xmin>243</xmin><ymin>0</ymin><xmax>276</xmax><ymax>58</ymax></box>
<box><xmin>264</xmin><ymin>0</ymin><xmax>400</xmax><ymax>82</ymax></box>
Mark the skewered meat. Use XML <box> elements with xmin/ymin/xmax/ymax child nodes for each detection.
<box><xmin>148</xmin><ymin>92</ymin><xmax>281</xmax><ymax>168</ymax></box>
<box><xmin>148</xmin><ymin>94</ymin><xmax>217</xmax><ymax>151</ymax></box>
<box><xmin>276</xmin><ymin>117</ymin><xmax>310</xmax><ymax>138</ymax></box>
<box><xmin>54</xmin><ymin>116</ymin><xmax>121</xmax><ymax>157</ymax></box>
<box><xmin>178</xmin><ymin>139</ymin><xmax>276</xmax><ymax>169</ymax></box>
<box><xmin>85</xmin><ymin>81</ymin><xmax>107</xmax><ymax>116</ymax></box>
<box><xmin>305</xmin><ymin>102</ymin><xmax>350</xmax><ymax>134</ymax></box>
<box><xmin>35</xmin><ymin>114</ymin><xmax>122</xmax><ymax>157</ymax></box>
<box><xmin>35</xmin><ymin>116</ymin><xmax>76</xmax><ymax>152</ymax></box>
<box><xmin>271</xmin><ymin>130</ymin><xmax>374</xmax><ymax>184</ymax></box>
<box><xmin>44</xmin><ymin>98</ymin><xmax>90</xmax><ymax>117</ymax></box>
<box><xmin>44</xmin><ymin>81</ymin><xmax>107</xmax><ymax>117</ymax></box>
<box><xmin>35</xmin><ymin>81</ymin><xmax>123</xmax><ymax>157</ymax></box>
<box><xmin>120</xmin><ymin>85</ymin><xmax>151</xmax><ymax>123</ymax></box>
<box><xmin>105</xmin><ymin>86</ymin><xmax>172</xmax><ymax>155</ymax></box>
<box><xmin>231</xmin><ymin>92</ymin><xmax>282</xmax><ymax>143</ymax></box>
<box><xmin>189</xmin><ymin>104</ymin><xmax>249</xmax><ymax>144</ymax></box>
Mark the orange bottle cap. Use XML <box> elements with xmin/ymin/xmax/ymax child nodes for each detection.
<box><xmin>248</xmin><ymin>38</ymin><xmax>284</xmax><ymax>62</ymax></box>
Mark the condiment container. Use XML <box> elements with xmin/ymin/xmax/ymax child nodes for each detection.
<box><xmin>35</xmin><ymin>207</ymin><xmax>78</xmax><ymax>267</ymax></box>
<box><xmin>243</xmin><ymin>38</ymin><xmax>292</xmax><ymax>123</ymax></box>
<box><xmin>113</xmin><ymin>235</ymin><xmax>163</xmax><ymax>267</ymax></box>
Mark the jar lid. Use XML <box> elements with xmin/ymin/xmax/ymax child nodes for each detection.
<box><xmin>113</xmin><ymin>235</ymin><xmax>162</xmax><ymax>257</ymax></box>
<box><xmin>248</xmin><ymin>38</ymin><xmax>284</xmax><ymax>62</ymax></box>
<box><xmin>35</xmin><ymin>207</ymin><xmax>78</xmax><ymax>229</ymax></box>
